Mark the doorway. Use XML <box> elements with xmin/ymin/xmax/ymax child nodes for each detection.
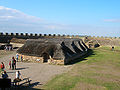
<box><xmin>42</xmin><ymin>53</ymin><xmax>50</xmax><ymax>63</ymax></box>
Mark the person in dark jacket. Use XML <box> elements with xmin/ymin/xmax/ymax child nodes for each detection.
<box><xmin>1</xmin><ymin>70</ymin><xmax>8</xmax><ymax>79</ymax></box>
<box><xmin>12</xmin><ymin>57</ymin><xmax>16</xmax><ymax>70</ymax></box>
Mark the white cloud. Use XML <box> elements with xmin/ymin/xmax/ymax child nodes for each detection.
<box><xmin>104</xmin><ymin>19</ymin><xmax>120</xmax><ymax>22</ymax></box>
<box><xmin>0</xmin><ymin>6</ymin><xmax>43</xmax><ymax>22</ymax></box>
<box><xmin>0</xmin><ymin>16</ymin><xmax>14</xmax><ymax>18</ymax></box>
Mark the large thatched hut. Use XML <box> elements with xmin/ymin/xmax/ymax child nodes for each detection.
<box><xmin>17</xmin><ymin>38</ymin><xmax>89</xmax><ymax>65</ymax></box>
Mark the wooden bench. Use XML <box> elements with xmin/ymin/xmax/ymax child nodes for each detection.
<box><xmin>13</xmin><ymin>78</ymin><xmax>31</xmax><ymax>86</ymax></box>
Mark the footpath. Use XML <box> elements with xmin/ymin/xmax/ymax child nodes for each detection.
<box><xmin>0</xmin><ymin>50</ymin><xmax>72</xmax><ymax>89</ymax></box>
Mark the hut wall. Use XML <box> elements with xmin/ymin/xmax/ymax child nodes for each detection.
<box><xmin>48</xmin><ymin>59</ymin><xmax>64</xmax><ymax>65</ymax></box>
<box><xmin>19</xmin><ymin>54</ymin><xmax>44</xmax><ymax>63</ymax></box>
<box><xmin>10</xmin><ymin>43</ymin><xmax>24</xmax><ymax>48</ymax></box>
<box><xmin>19</xmin><ymin>54</ymin><xmax>64</xmax><ymax>65</ymax></box>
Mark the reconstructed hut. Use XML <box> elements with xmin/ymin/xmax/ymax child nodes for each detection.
<box><xmin>17</xmin><ymin>38</ymin><xmax>89</xmax><ymax>65</ymax></box>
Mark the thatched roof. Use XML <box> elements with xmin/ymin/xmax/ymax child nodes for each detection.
<box><xmin>10</xmin><ymin>38</ymin><xmax>26</xmax><ymax>44</ymax></box>
<box><xmin>17</xmin><ymin>38</ymin><xmax>88</xmax><ymax>60</ymax></box>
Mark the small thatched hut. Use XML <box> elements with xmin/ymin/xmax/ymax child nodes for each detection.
<box><xmin>17</xmin><ymin>38</ymin><xmax>89</xmax><ymax>65</ymax></box>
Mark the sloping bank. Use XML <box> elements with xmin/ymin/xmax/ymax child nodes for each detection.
<box><xmin>43</xmin><ymin>46</ymin><xmax>120</xmax><ymax>90</ymax></box>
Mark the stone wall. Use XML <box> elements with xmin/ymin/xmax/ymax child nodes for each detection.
<box><xmin>10</xmin><ymin>43</ymin><xmax>24</xmax><ymax>48</ymax></box>
<box><xmin>0</xmin><ymin>32</ymin><xmax>85</xmax><ymax>43</ymax></box>
<box><xmin>18</xmin><ymin>54</ymin><xmax>64</xmax><ymax>65</ymax></box>
<box><xmin>0</xmin><ymin>32</ymin><xmax>120</xmax><ymax>43</ymax></box>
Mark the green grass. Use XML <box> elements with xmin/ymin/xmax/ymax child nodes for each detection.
<box><xmin>43</xmin><ymin>46</ymin><xmax>120</xmax><ymax>90</ymax></box>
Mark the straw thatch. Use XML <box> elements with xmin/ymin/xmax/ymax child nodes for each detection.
<box><xmin>10</xmin><ymin>38</ymin><xmax>26</xmax><ymax>44</ymax></box>
<box><xmin>17</xmin><ymin>38</ymin><xmax>88</xmax><ymax>64</ymax></box>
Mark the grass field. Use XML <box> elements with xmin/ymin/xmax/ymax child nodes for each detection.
<box><xmin>43</xmin><ymin>46</ymin><xmax>120</xmax><ymax>90</ymax></box>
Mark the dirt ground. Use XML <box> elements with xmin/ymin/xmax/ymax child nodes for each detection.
<box><xmin>0</xmin><ymin>50</ymin><xmax>72</xmax><ymax>89</ymax></box>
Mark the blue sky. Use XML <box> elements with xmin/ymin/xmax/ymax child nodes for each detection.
<box><xmin>0</xmin><ymin>0</ymin><xmax>120</xmax><ymax>37</ymax></box>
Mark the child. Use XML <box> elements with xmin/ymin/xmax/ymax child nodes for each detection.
<box><xmin>9</xmin><ymin>60</ymin><xmax>11</xmax><ymax>69</ymax></box>
<box><xmin>1</xmin><ymin>62</ymin><xmax>5</xmax><ymax>70</ymax></box>
<box><xmin>21</xmin><ymin>55</ymin><xmax>23</xmax><ymax>62</ymax></box>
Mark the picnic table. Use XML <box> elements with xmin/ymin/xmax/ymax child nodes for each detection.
<box><xmin>13</xmin><ymin>77</ymin><xmax>31</xmax><ymax>86</ymax></box>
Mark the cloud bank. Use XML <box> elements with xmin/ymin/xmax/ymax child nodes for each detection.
<box><xmin>104</xmin><ymin>19</ymin><xmax>120</xmax><ymax>23</ymax></box>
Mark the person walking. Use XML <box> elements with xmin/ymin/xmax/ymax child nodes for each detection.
<box><xmin>1</xmin><ymin>62</ymin><xmax>5</xmax><ymax>71</ymax></box>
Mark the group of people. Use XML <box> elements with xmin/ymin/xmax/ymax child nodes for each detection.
<box><xmin>5</xmin><ymin>46</ymin><xmax>12</xmax><ymax>51</ymax></box>
<box><xmin>0</xmin><ymin>62</ymin><xmax>8</xmax><ymax>79</ymax></box>
<box><xmin>0</xmin><ymin>57</ymin><xmax>22</xmax><ymax>82</ymax></box>
<box><xmin>0</xmin><ymin>53</ymin><xmax>24</xmax><ymax>86</ymax></box>
<box><xmin>16</xmin><ymin>53</ymin><xmax>23</xmax><ymax>62</ymax></box>
<box><xmin>0</xmin><ymin>53</ymin><xmax>23</xmax><ymax>71</ymax></box>
<box><xmin>9</xmin><ymin>57</ymin><xmax>16</xmax><ymax>70</ymax></box>
<box><xmin>1</xmin><ymin>70</ymin><xmax>8</xmax><ymax>79</ymax></box>
<box><xmin>1</xmin><ymin>70</ymin><xmax>22</xmax><ymax>82</ymax></box>
<box><xmin>1</xmin><ymin>56</ymin><xmax>18</xmax><ymax>71</ymax></box>
<box><xmin>1</xmin><ymin>60</ymin><xmax>21</xmax><ymax>81</ymax></box>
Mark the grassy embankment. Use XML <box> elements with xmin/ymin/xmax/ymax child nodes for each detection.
<box><xmin>43</xmin><ymin>46</ymin><xmax>120</xmax><ymax>90</ymax></box>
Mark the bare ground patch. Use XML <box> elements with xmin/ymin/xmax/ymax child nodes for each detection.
<box><xmin>72</xmin><ymin>82</ymin><xmax>106</xmax><ymax>90</ymax></box>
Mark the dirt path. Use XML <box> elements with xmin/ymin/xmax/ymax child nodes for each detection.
<box><xmin>0</xmin><ymin>50</ymin><xmax>72</xmax><ymax>89</ymax></box>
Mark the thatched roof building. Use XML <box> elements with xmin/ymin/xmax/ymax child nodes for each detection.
<box><xmin>17</xmin><ymin>38</ymin><xmax>89</xmax><ymax>64</ymax></box>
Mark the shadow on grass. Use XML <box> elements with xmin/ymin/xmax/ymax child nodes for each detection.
<box><xmin>66</xmin><ymin>49</ymin><xmax>94</xmax><ymax>65</ymax></box>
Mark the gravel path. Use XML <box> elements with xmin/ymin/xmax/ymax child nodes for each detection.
<box><xmin>0</xmin><ymin>50</ymin><xmax>72</xmax><ymax>89</ymax></box>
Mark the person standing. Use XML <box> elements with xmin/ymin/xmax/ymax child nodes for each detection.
<box><xmin>1</xmin><ymin>62</ymin><xmax>5</xmax><ymax>70</ymax></box>
<box><xmin>12</xmin><ymin>57</ymin><xmax>16</xmax><ymax>70</ymax></box>
<box><xmin>16</xmin><ymin>53</ymin><xmax>19</xmax><ymax>62</ymax></box>
<box><xmin>12</xmin><ymin>57</ymin><xmax>14</xmax><ymax>70</ymax></box>
<box><xmin>21</xmin><ymin>55</ymin><xmax>23</xmax><ymax>62</ymax></box>
<box><xmin>9</xmin><ymin>60</ymin><xmax>11</xmax><ymax>69</ymax></box>
<box><xmin>14</xmin><ymin>59</ymin><xmax>16</xmax><ymax>69</ymax></box>
<box><xmin>112</xmin><ymin>46</ymin><xmax>114</xmax><ymax>51</ymax></box>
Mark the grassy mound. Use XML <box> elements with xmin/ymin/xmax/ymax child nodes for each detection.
<box><xmin>43</xmin><ymin>46</ymin><xmax>120</xmax><ymax>90</ymax></box>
